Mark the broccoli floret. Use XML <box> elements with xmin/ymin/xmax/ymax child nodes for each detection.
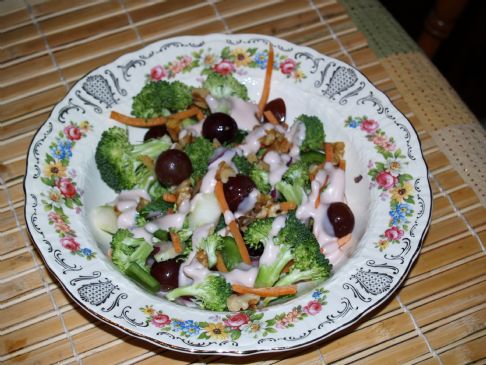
<box><xmin>203</xmin><ymin>72</ymin><xmax>249</xmax><ymax>101</ymax></box>
<box><xmin>276</xmin><ymin>161</ymin><xmax>310</xmax><ymax>205</ymax></box>
<box><xmin>275</xmin><ymin>243</ymin><xmax>331</xmax><ymax>287</ymax></box>
<box><xmin>249</xmin><ymin>165</ymin><xmax>271</xmax><ymax>194</ymax></box>
<box><xmin>184</xmin><ymin>137</ymin><xmax>215</xmax><ymax>182</ymax></box>
<box><xmin>198</xmin><ymin>233</ymin><xmax>224</xmax><ymax>268</ymax></box>
<box><xmin>165</xmin><ymin>274</ymin><xmax>232</xmax><ymax>311</ymax></box>
<box><xmin>295</xmin><ymin>114</ymin><xmax>325</xmax><ymax>152</ymax></box>
<box><xmin>243</xmin><ymin>218</ymin><xmax>275</xmax><ymax>249</ymax></box>
<box><xmin>110</xmin><ymin>229</ymin><xmax>160</xmax><ymax>293</ymax></box>
<box><xmin>220</xmin><ymin>236</ymin><xmax>242</xmax><ymax>271</ymax></box>
<box><xmin>254</xmin><ymin>213</ymin><xmax>326</xmax><ymax>288</ymax></box>
<box><xmin>232</xmin><ymin>154</ymin><xmax>252</xmax><ymax>175</ymax></box>
<box><xmin>95</xmin><ymin>127</ymin><xmax>171</xmax><ymax>192</ymax></box>
<box><xmin>132</xmin><ymin>80</ymin><xmax>193</xmax><ymax>118</ymax></box>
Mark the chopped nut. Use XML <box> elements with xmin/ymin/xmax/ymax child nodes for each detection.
<box><xmin>227</xmin><ymin>294</ymin><xmax>260</xmax><ymax>312</ymax></box>
<box><xmin>139</xmin><ymin>155</ymin><xmax>154</xmax><ymax>170</ymax></box>
<box><xmin>247</xmin><ymin>153</ymin><xmax>258</xmax><ymax>163</ymax></box>
<box><xmin>196</xmin><ymin>249</ymin><xmax>209</xmax><ymax>268</ymax></box>
<box><xmin>216</xmin><ymin>161</ymin><xmax>236</xmax><ymax>183</ymax></box>
<box><xmin>332</xmin><ymin>142</ymin><xmax>345</xmax><ymax>165</ymax></box>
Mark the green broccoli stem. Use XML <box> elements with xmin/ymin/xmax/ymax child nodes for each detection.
<box><xmin>125</xmin><ymin>263</ymin><xmax>160</xmax><ymax>293</ymax></box>
<box><xmin>254</xmin><ymin>249</ymin><xmax>293</xmax><ymax>288</ymax></box>
<box><xmin>132</xmin><ymin>135</ymin><xmax>171</xmax><ymax>160</ymax></box>
<box><xmin>274</xmin><ymin>269</ymin><xmax>314</xmax><ymax>287</ymax></box>
<box><xmin>300</xmin><ymin>150</ymin><xmax>326</xmax><ymax>165</ymax></box>
<box><xmin>129</xmin><ymin>241</ymin><xmax>154</xmax><ymax>264</ymax></box>
<box><xmin>165</xmin><ymin>284</ymin><xmax>203</xmax><ymax>301</ymax></box>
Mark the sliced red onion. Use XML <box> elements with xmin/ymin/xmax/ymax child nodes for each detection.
<box><xmin>209</xmin><ymin>147</ymin><xmax>228</xmax><ymax>164</ymax></box>
<box><xmin>270</xmin><ymin>188</ymin><xmax>279</xmax><ymax>200</ymax></box>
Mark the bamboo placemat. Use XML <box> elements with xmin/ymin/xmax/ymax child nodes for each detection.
<box><xmin>1</xmin><ymin>0</ymin><xmax>485</xmax><ymax>364</ymax></box>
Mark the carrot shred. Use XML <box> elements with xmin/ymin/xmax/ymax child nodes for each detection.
<box><xmin>314</xmin><ymin>175</ymin><xmax>329</xmax><ymax>208</ymax></box>
<box><xmin>279</xmin><ymin>201</ymin><xmax>296</xmax><ymax>211</ymax></box>
<box><xmin>215</xmin><ymin>252</ymin><xmax>228</xmax><ymax>272</ymax></box>
<box><xmin>257</xmin><ymin>43</ymin><xmax>274</xmax><ymax>119</ymax></box>
<box><xmin>170</xmin><ymin>231</ymin><xmax>182</xmax><ymax>253</ymax></box>
<box><xmin>214</xmin><ymin>181</ymin><xmax>251</xmax><ymax>264</ymax></box>
<box><xmin>196</xmin><ymin>108</ymin><xmax>205</xmax><ymax>121</ymax></box>
<box><xmin>339</xmin><ymin>159</ymin><xmax>346</xmax><ymax>170</ymax></box>
<box><xmin>232</xmin><ymin>284</ymin><xmax>297</xmax><ymax>297</ymax></box>
<box><xmin>162</xmin><ymin>192</ymin><xmax>177</xmax><ymax>203</ymax></box>
<box><xmin>263</xmin><ymin>110</ymin><xmax>279</xmax><ymax>125</ymax></box>
<box><xmin>110</xmin><ymin>106</ymin><xmax>199</xmax><ymax>127</ymax></box>
<box><xmin>337</xmin><ymin>233</ymin><xmax>352</xmax><ymax>248</ymax></box>
<box><xmin>325</xmin><ymin>143</ymin><xmax>333</xmax><ymax>163</ymax></box>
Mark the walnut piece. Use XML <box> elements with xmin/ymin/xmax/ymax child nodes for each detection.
<box><xmin>227</xmin><ymin>294</ymin><xmax>260</xmax><ymax>312</ymax></box>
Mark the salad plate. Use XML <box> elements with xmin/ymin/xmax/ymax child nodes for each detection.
<box><xmin>24</xmin><ymin>34</ymin><xmax>431</xmax><ymax>355</ymax></box>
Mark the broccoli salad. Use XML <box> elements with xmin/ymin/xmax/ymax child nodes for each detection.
<box><xmin>91</xmin><ymin>51</ymin><xmax>355</xmax><ymax>312</ymax></box>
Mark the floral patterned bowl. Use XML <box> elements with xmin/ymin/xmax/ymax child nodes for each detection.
<box><xmin>24</xmin><ymin>34</ymin><xmax>432</xmax><ymax>355</ymax></box>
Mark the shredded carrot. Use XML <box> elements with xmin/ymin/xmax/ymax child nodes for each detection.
<box><xmin>214</xmin><ymin>181</ymin><xmax>251</xmax><ymax>264</ymax></box>
<box><xmin>337</xmin><ymin>233</ymin><xmax>352</xmax><ymax>248</ymax></box>
<box><xmin>110</xmin><ymin>106</ymin><xmax>199</xmax><ymax>127</ymax></box>
<box><xmin>279</xmin><ymin>201</ymin><xmax>296</xmax><ymax>211</ymax></box>
<box><xmin>215</xmin><ymin>252</ymin><xmax>228</xmax><ymax>272</ymax></box>
<box><xmin>196</xmin><ymin>108</ymin><xmax>205</xmax><ymax>121</ymax></box>
<box><xmin>325</xmin><ymin>143</ymin><xmax>333</xmax><ymax>163</ymax></box>
<box><xmin>281</xmin><ymin>260</ymin><xmax>294</xmax><ymax>274</ymax></box>
<box><xmin>339</xmin><ymin>159</ymin><xmax>346</xmax><ymax>170</ymax></box>
<box><xmin>170</xmin><ymin>231</ymin><xmax>182</xmax><ymax>253</ymax></box>
<box><xmin>314</xmin><ymin>175</ymin><xmax>330</xmax><ymax>208</ymax></box>
<box><xmin>263</xmin><ymin>110</ymin><xmax>279</xmax><ymax>125</ymax></box>
<box><xmin>232</xmin><ymin>284</ymin><xmax>297</xmax><ymax>297</ymax></box>
<box><xmin>257</xmin><ymin>43</ymin><xmax>274</xmax><ymax>119</ymax></box>
<box><xmin>162</xmin><ymin>192</ymin><xmax>177</xmax><ymax>203</ymax></box>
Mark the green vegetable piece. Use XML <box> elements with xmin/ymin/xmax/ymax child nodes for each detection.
<box><xmin>184</xmin><ymin>137</ymin><xmax>215</xmax><ymax>182</ymax></box>
<box><xmin>153</xmin><ymin>229</ymin><xmax>170</xmax><ymax>241</ymax></box>
<box><xmin>249</xmin><ymin>165</ymin><xmax>271</xmax><ymax>194</ymax></box>
<box><xmin>296</xmin><ymin>114</ymin><xmax>326</xmax><ymax>152</ymax></box>
<box><xmin>165</xmin><ymin>275</ymin><xmax>232</xmax><ymax>311</ymax></box>
<box><xmin>220</xmin><ymin>236</ymin><xmax>242</xmax><ymax>271</ymax></box>
<box><xmin>202</xmin><ymin>72</ymin><xmax>249</xmax><ymax>101</ymax></box>
<box><xmin>300</xmin><ymin>150</ymin><xmax>326</xmax><ymax>165</ymax></box>
<box><xmin>131</xmin><ymin>80</ymin><xmax>193</xmax><ymax>118</ymax></box>
<box><xmin>95</xmin><ymin>127</ymin><xmax>171</xmax><ymax>193</ymax></box>
<box><xmin>110</xmin><ymin>229</ymin><xmax>160</xmax><ymax>292</ymax></box>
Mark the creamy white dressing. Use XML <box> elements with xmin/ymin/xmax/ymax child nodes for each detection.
<box><xmin>320</xmin><ymin>162</ymin><xmax>345</xmax><ymax>204</ymax></box>
<box><xmin>153</xmin><ymin>213</ymin><xmax>186</xmax><ymax>231</ymax></box>
<box><xmin>191</xmin><ymin>223</ymin><xmax>214</xmax><ymax>248</ymax></box>
<box><xmin>183</xmin><ymin>257</ymin><xmax>212</xmax><ymax>284</ymax></box>
<box><xmin>229</xmin><ymin>97</ymin><xmax>259</xmax><ymax>131</ymax></box>
<box><xmin>295</xmin><ymin>163</ymin><xmax>347</xmax><ymax>263</ymax></box>
<box><xmin>178</xmin><ymin>251</ymin><xmax>196</xmax><ymax>287</ymax></box>
<box><xmin>259</xmin><ymin>215</ymin><xmax>287</xmax><ymax>266</ymax></box>
<box><xmin>222</xmin><ymin>267</ymin><xmax>258</xmax><ymax>287</ymax></box>
<box><xmin>223</xmin><ymin>210</ymin><xmax>235</xmax><ymax>225</ymax></box>
<box><xmin>287</xmin><ymin>122</ymin><xmax>306</xmax><ymax>158</ymax></box>
<box><xmin>114</xmin><ymin>189</ymin><xmax>151</xmax><ymax>229</ymax></box>
<box><xmin>238</xmin><ymin>127</ymin><xmax>266</xmax><ymax>157</ymax></box>
<box><xmin>200</xmin><ymin>150</ymin><xmax>236</xmax><ymax>194</ymax></box>
<box><xmin>130</xmin><ymin>226</ymin><xmax>153</xmax><ymax>243</ymax></box>
<box><xmin>263</xmin><ymin>151</ymin><xmax>290</xmax><ymax>186</ymax></box>
<box><xmin>205</xmin><ymin>95</ymin><xmax>259</xmax><ymax>131</ymax></box>
<box><xmin>117</xmin><ymin>209</ymin><xmax>137</xmax><ymax>229</ymax></box>
<box><xmin>234</xmin><ymin>189</ymin><xmax>259</xmax><ymax>218</ymax></box>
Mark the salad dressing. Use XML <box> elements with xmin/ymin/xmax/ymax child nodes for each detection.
<box><xmin>259</xmin><ymin>215</ymin><xmax>287</xmax><ymax>266</ymax></box>
<box><xmin>238</xmin><ymin>127</ymin><xmax>267</xmax><ymax>157</ymax></box>
<box><xmin>263</xmin><ymin>151</ymin><xmax>291</xmax><ymax>186</ymax></box>
<box><xmin>235</xmin><ymin>189</ymin><xmax>259</xmax><ymax>218</ymax></box>
<box><xmin>200</xmin><ymin>150</ymin><xmax>236</xmax><ymax>194</ymax></box>
<box><xmin>114</xmin><ymin>189</ymin><xmax>151</xmax><ymax>228</ymax></box>
<box><xmin>296</xmin><ymin>165</ymin><xmax>347</xmax><ymax>261</ymax></box>
<box><xmin>223</xmin><ymin>266</ymin><xmax>258</xmax><ymax>287</ymax></box>
<box><xmin>286</xmin><ymin>122</ymin><xmax>306</xmax><ymax>158</ymax></box>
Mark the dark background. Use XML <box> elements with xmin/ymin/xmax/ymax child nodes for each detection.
<box><xmin>379</xmin><ymin>0</ymin><xmax>486</xmax><ymax>125</ymax></box>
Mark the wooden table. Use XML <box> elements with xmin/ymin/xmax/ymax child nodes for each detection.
<box><xmin>2</xmin><ymin>1</ymin><xmax>485</xmax><ymax>364</ymax></box>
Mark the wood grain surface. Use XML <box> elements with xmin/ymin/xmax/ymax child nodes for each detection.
<box><xmin>1</xmin><ymin>0</ymin><xmax>485</xmax><ymax>364</ymax></box>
